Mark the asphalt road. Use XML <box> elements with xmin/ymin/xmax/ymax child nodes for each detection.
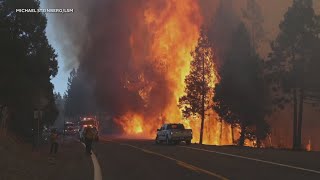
<box><xmin>92</xmin><ymin>137</ymin><xmax>320</xmax><ymax>180</ymax></box>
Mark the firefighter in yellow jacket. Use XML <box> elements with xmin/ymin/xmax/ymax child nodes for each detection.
<box><xmin>50</xmin><ymin>128</ymin><xmax>59</xmax><ymax>155</ymax></box>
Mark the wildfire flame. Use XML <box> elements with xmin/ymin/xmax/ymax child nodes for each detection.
<box><xmin>115</xmin><ymin>0</ymin><xmax>233</xmax><ymax>145</ymax></box>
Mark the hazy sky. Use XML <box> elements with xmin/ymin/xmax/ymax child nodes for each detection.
<box><xmin>40</xmin><ymin>0</ymin><xmax>74</xmax><ymax>95</ymax></box>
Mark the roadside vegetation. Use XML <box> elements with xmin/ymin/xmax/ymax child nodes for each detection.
<box><xmin>0</xmin><ymin>0</ymin><xmax>58</xmax><ymax>139</ymax></box>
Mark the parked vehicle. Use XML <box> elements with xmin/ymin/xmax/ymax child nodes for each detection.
<box><xmin>155</xmin><ymin>123</ymin><xmax>192</xmax><ymax>145</ymax></box>
<box><xmin>64</xmin><ymin>122</ymin><xmax>77</xmax><ymax>135</ymax></box>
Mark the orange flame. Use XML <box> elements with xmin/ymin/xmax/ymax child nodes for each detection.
<box><xmin>115</xmin><ymin>0</ymin><xmax>233</xmax><ymax>145</ymax></box>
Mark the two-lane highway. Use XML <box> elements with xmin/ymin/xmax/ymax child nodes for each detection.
<box><xmin>92</xmin><ymin>137</ymin><xmax>320</xmax><ymax>180</ymax></box>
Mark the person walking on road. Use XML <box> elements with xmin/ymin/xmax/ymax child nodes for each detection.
<box><xmin>84</xmin><ymin>126</ymin><xmax>96</xmax><ymax>155</ymax></box>
<box><xmin>49</xmin><ymin>128</ymin><xmax>59</xmax><ymax>155</ymax></box>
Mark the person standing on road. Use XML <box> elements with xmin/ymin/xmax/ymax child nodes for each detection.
<box><xmin>84</xmin><ymin>126</ymin><xmax>96</xmax><ymax>155</ymax></box>
<box><xmin>50</xmin><ymin>128</ymin><xmax>59</xmax><ymax>155</ymax></box>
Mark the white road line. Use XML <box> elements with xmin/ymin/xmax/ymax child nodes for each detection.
<box><xmin>179</xmin><ymin>146</ymin><xmax>320</xmax><ymax>174</ymax></box>
<box><xmin>91</xmin><ymin>153</ymin><xmax>102</xmax><ymax>180</ymax></box>
<box><xmin>118</xmin><ymin>142</ymin><xmax>229</xmax><ymax>180</ymax></box>
<box><xmin>81</xmin><ymin>143</ymin><xmax>102</xmax><ymax>180</ymax></box>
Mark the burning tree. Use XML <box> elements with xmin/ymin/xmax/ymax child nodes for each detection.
<box><xmin>266</xmin><ymin>0</ymin><xmax>320</xmax><ymax>150</ymax></box>
<box><xmin>214</xmin><ymin>23</ymin><xmax>270</xmax><ymax>147</ymax></box>
<box><xmin>179</xmin><ymin>28</ymin><xmax>216</xmax><ymax>145</ymax></box>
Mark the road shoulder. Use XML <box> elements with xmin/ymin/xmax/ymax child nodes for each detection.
<box><xmin>0</xmin><ymin>136</ymin><xmax>93</xmax><ymax>180</ymax></box>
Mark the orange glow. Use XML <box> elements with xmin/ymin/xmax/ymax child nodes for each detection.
<box><xmin>115</xmin><ymin>0</ymin><xmax>234</xmax><ymax>145</ymax></box>
<box><xmin>306</xmin><ymin>139</ymin><xmax>311</xmax><ymax>151</ymax></box>
<box><xmin>116</xmin><ymin>112</ymin><xmax>159</xmax><ymax>138</ymax></box>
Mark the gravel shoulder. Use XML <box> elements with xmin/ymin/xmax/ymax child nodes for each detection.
<box><xmin>0</xmin><ymin>135</ymin><xmax>93</xmax><ymax>180</ymax></box>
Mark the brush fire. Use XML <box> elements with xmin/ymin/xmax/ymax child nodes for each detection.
<box><xmin>113</xmin><ymin>0</ymin><xmax>234</xmax><ymax>145</ymax></box>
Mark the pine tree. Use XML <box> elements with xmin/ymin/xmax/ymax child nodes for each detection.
<box><xmin>64</xmin><ymin>68</ymin><xmax>97</xmax><ymax>120</ymax></box>
<box><xmin>179</xmin><ymin>27</ymin><xmax>216</xmax><ymax>145</ymax></box>
<box><xmin>0</xmin><ymin>0</ymin><xmax>58</xmax><ymax>135</ymax></box>
<box><xmin>214</xmin><ymin>23</ymin><xmax>270</xmax><ymax>146</ymax></box>
<box><xmin>267</xmin><ymin>0</ymin><xmax>320</xmax><ymax>150</ymax></box>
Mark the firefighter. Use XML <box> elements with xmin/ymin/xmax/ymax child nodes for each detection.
<box><xmin>50</xmin><ymin>128</ymin><xmax>59</xmax><ymax>155</ymax></box>
<box><xmin>84</xmin><ymin>126</ymin><xmax>96</xmax><ymax>155</ymax></box>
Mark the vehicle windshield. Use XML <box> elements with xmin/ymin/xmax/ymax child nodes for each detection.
<box><xmin>167</xmin><ymin>124</ymin><xmax>185</xmax><ymax>130</ymax></box>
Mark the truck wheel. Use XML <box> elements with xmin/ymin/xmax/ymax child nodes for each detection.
<box><xmin>186</xmin><ymin>140</ymin><xmax>191</xmax><ymax>145</ymax></box>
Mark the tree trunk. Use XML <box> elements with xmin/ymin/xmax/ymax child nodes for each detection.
<box><xmin>219</xmin><ymin>120</ymin><xmax>223</xmax><ymax>144</ymax></box>
<box><xmin>0</xmin><ymin>106</ymin><xmax>8</xmax><ymax>137</ymax></box>
<box><xmin>297</xmin><ymin>88</ymin><xmax>304</xmax><ymax>150</ymax></box>
<box><xmin>239</xmin><ymin>124</ymin><xmax>246</xmax><ymax>146</ymax></box>
<box><xmin>3</xmin><ymin>107</ymin><xmax>8</xmax><ymax>137</ymax></box>
<box><xmin>293</xmin><ymin>88</ymin><xmax>298</xmax><ymax>150</ymax></box>
<box><xmin>0</xmin><ymin>106</ymin><xmax>3</xmax><ymax>136</ymax></box>
<box><xmin>231</xmin><ymin>125</ymin><xmax>234</xmax><ymax>145</ymax></box>
<box><xmin>199</xmin><ymin>114</ymin><xmax>204</xmax><ymax>145</ymax></box>
<box><xmin>199</xmin><ymin>50</ymin><xmax>205</xmax><ymax>145</ymax></box>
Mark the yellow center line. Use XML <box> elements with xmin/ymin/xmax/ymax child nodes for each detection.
<box><xmin>110</xmin><ymin>141</ymin><xmax>229</xmax><ymax>180</ymax></box>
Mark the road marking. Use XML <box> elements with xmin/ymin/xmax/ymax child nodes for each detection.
<box><xmin>118</xmin><ymin>142</ymin><xmax>229</xmax><ymax>180</ymax></box>
<box><xmin>179</xmin><ymin>146</ymin><xmax>320</xmax><ymax>174</ymax></box>
<box><xmin>81</xmin><ymin>143</ymin><xmax>102</xmax><ymax>180</ymax></box>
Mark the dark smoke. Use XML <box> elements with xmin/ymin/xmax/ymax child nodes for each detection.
<box><xmin>43</xmin><ymin>0</ymin><xmax>171</xmax><ymax>118</ymax></box>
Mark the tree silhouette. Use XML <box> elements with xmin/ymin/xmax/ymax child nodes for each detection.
<box><xmin>267</xmin><ymin>0</ymin><xmax>320</xmax><ymax>150</ymax></box>
<box><xmin>64</xmin><ymin>68</ymin><xmax>97</xmax><ymax>120</ymax></box>
<box><xmin>179</xmin><ymin>27</ymin><xmax>216</xmax><ymax>145</ymax></box>
<box><xmin>0</xmin><ymin>0</ymin><xmax>58</xmax><ymax>136</ymax></box>
<box><xmin>214</xmin><ymin>23</ymin><xmax>270</xmax><ymax>146</ymax></box>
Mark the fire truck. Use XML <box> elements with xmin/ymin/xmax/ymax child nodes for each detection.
<box><xmin>79</xmin><ymin>117</ymin><xmax>99</xmax><ymax>128</ymax></box>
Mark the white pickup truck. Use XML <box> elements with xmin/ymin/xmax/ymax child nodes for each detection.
<box><xmin>155</xmin><ymin>123</ymin><xmax>192</xmax><ymax>145</ymax></box>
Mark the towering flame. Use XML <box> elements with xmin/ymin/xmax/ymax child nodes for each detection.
<box><xmin>116</xmin><ymin>0</ymin><xmax>233</xmax><ymax>145</ymax></box>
